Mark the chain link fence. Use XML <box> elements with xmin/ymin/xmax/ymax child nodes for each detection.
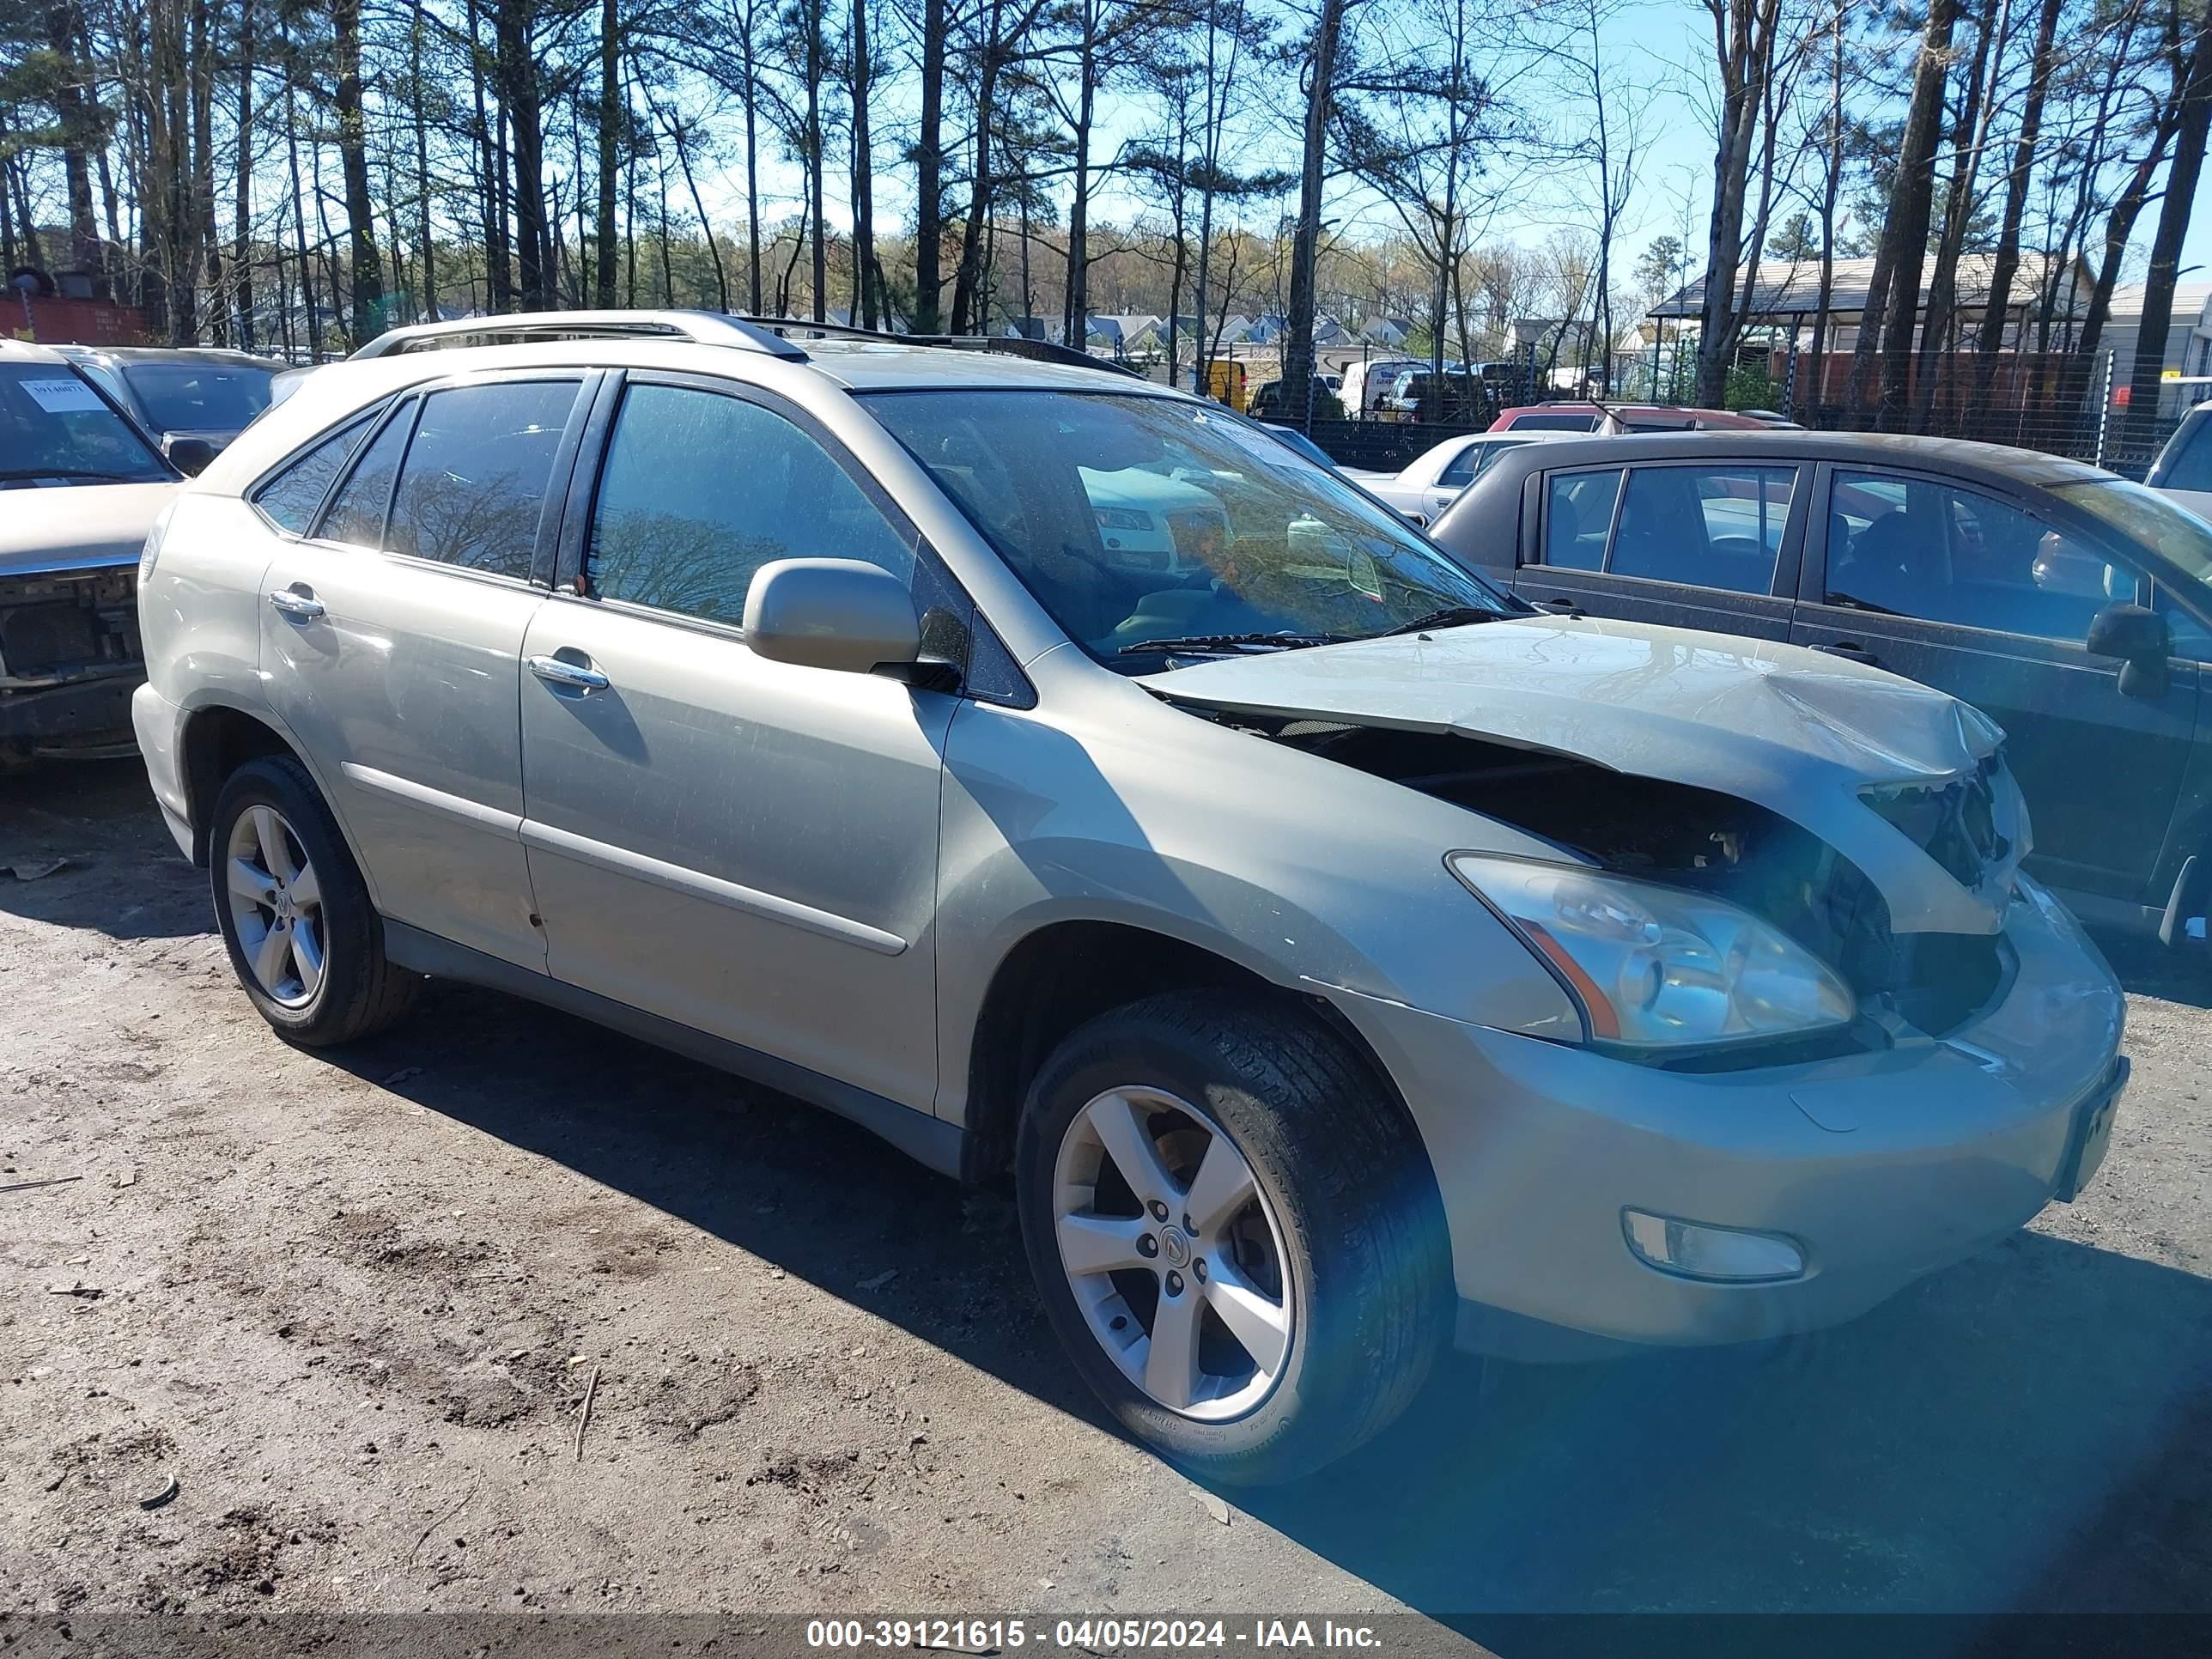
<box><xmin>1274</xmin><ymin>343</ymin><xmax>2190</xmax><ymax>483</ymax></box>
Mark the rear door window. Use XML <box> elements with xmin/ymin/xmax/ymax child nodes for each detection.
<box><xmin>1609</xmin><ymin>465</ymin><xmax>1795</xmax><ymax>594</ymax></box>
<box><xmin>386</xmin><ymin>380</ymin><xmax>581</xmax><ymax>580</ymax></box>
<box><xmin>1542</xmin><ymin>469</ymin><xmax>1622</xmax><ymax>569</ymax></box>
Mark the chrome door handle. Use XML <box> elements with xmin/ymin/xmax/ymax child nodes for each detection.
<box><xmin>528</xmin><ymin>653</ymin><xmax>611</xmax><ymax>693</ymax></box>
<box><xmin>267</xmin><ymin>589</ymin><xmax>325</xmax><ymax>620</ymax></box>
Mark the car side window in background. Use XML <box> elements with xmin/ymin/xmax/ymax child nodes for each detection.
<box><xmin>1825</xmin><ymin>470</ymin><xmax>2127</xmax><ymax>642</ymax></box>
<box><xmin>385</xmin><ymin>380</ymin><xmax>580</xmax><ymax>580</ymax></box>
<box><xmin>1609</xmin><ymin>465</ymin><xmax>1793</xmax><ymax>594</ymax></box>
<box><xmin>1437</xmin><ymin>442</ymin><xmax>1486</xmax><ymax>489</ymax></box>
<box><xmin>588</xmin><ymin>384</ymin><xmax>915</xmax><ymax>625</ymax></box>
<box><xmin>316</xmin><ymin>404</ymin><xmax>416</xmax><ymax>548</ymax></box>
<box><xmin>1542</xmin><ymin>469</ymin><xmax>1621</xmax><ymax>570</ymax></box>
<box><xmin>252</xmin><ymin>408</ymin><xmax>381</xmax><ymax>533</ymax></box>
<box><xmin>2154</xmin><ymin>411</ymin><xmax>2212</xmax><ymax>491</ymax></box>
<box><xmin>1510</xmin><ymin>413</ymin><xmax>1601</xmax><ymax>433</ymax></box>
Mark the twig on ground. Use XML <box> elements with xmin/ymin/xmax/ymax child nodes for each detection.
<box><xmin>3</xmin><ymin>1176</ymin><xmax>82</xmax><ymax>1195</ymax></box>
<box><xmin>573</xmin><ymin>1365</ymin><xmax>601</xmax><ymax>1462</ymax></box>
<box><xmin>410</xmin><ymin>1483</ymin><xmax>477</xmax><ymax>1560</ymax></box>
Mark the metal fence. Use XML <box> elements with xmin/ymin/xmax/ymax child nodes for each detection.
<box><xmin>1283</xmin><ymin>346</ymin><xmax>2187</xmax><ymax>483</ymax></box>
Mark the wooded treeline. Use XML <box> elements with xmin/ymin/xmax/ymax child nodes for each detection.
<box><xmin>1</xmin><ymin>0</ymin><xmax>2206</xmax><ymax>448</ymax></box>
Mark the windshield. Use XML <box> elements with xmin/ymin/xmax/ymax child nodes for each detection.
<box><xmin>0</xmin><ymin>362</ymin><xmax>171</xmax><ymax>485</ymax></box>
<box><xmin>862</xmin><ymin>389</ymin><xmax>1513</xmax><ymax>669</ymax></box>
<box><xmin>2052</xmin><ymin>479</ymin><xmax>2212</xmax><ymax>596</ymax></box>
<box><xmin>121</xmin><ymin>360</ymin><xmax>274</xmax><ymax>433</ymax></box>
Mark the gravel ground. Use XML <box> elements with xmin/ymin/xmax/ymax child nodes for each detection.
<box><xmin>3</xmin><ymin>760</ymin><xmax>2210</xmax><ymax>1656</ymax></box>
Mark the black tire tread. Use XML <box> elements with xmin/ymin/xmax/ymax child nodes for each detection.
<box><xmin>1019</xmin><ymin>987</ymin><xmax>1453</xmax><ymax>1481</ymax></box>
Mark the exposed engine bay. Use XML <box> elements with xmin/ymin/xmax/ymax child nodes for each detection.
<box><xmin>0</xmin><ymin>567</ymin><xmax>143</xmax><ymax>760</ymax></box>
<box><xmin>0</xmin><ymin>568</ymin><xmax>141</xmax><ymax>685</ymax></box>
<box><xmin>1252</xmin><ymin>717</ymin><xmax>2010</xmax><ymax>1047</ymax></box>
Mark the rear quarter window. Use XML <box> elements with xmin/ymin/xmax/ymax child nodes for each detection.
<box><xmin>250</xmin><ymin>406</ymin><xmax>385</xmax><ymax>533</ymax></box>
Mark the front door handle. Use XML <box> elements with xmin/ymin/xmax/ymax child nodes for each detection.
<box><xmin>1812</xmin><ymin>641</ymin><xmax>1879</xmax><ymax>665</ymax></box>
<box><xmin>528</xmin><ymin>653</ymin><xmax>611</xmax><ymax>694</ymax></box>
<box><xmin>267</xmin><ymin>588</ymin><xmax>325</xmax><ymax>621</ymax></box>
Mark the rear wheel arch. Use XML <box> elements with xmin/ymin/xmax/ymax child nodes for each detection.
<box><xmin>176</xmin><ymin>702</ymin><xmax>363</xmax><ymax>887</ymax></box>
<box><xmin>959</xmin><ymin>917</ymin><xmax>1412</xmax><ymax>1184</ymax></box>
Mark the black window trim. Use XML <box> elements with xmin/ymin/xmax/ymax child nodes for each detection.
<box><xmin>301</xmin><ymin>368</ymin><xmax>598</xmax><ymax>591</ymax></box>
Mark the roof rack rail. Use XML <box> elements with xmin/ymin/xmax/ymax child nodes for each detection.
<box><xmin>348</xmin><ymin>309</ymin><xmax>810</xmax><ymax>362</ymax></box>
<box><xmin>732</xmin><ymin>314</ymin><xmax>1142</xmax><ymax>380</ymax></box>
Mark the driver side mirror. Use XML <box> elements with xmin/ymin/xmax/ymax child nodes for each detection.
<box><xmin>743</xmin><ymin>557</ymin><xmax>925</xmax><ymax>678</ymax></box>
<box><xmin>165</xmin><ymin>435</ymin><xmax>217</xmax><ymax>477</ymax></box>
<box><xmin>2086</xmin><ymin>602</ymin><xmax>2170</xmax><ymax>701</ymax></box>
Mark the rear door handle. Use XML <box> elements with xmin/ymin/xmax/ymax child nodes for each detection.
<box><xmin>267</xmin><ymin>588</ymin><xmax>325</xmax><ymax>621</ymax></box>
<box><xmin>1811</xmin><ymin>641</ymin><xmax>1879</xmax><ymax>665</ymax></box>
<box><xmin>528</xmin><ymin>653</ymin><xmax>611</xmax><ymax>694</ymax></box>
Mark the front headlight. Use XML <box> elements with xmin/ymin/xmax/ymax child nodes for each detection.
<box><xmin>1448</xmin><ymin>853</ymin><xmax>1855</xmax><ymax>1050</ymax></box>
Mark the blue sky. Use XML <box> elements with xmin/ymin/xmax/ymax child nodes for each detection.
<box><xmin>679</xmin><ymin>0</ymin><xmax>2212</xmax><ymax>305</ymax></box>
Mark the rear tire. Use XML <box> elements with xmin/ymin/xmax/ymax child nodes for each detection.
<box><xmin>209</xmin><ymin>755</ymin><xmax>417</xmax><ymax>1046</ymax></box>
<box><xmin>1015</xmin><ymin>989</ymin><xmax>1452</xmax><ymax>1485</ymax></box>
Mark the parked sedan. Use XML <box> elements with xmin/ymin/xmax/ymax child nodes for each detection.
<box><xmin>1429</xmin><ymin>429</ymin><xmax>2212</xmax><ymax>951</ymax></box>
<box><xmin>1346</xmin><ymin>432</ymin><xmax>1557</xmax><ymax>525</ymax></box>
<box><xmin>56</xmin><ymin>345</ymin><xmax>282</xmax><ymax>463</ymax></box>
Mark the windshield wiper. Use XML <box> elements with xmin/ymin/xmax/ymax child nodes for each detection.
<box><xmin>1118</xmin><ymin>630</ymin><xmax>1342</xmax><ymax>657</ymax></box>
<box><xmin>1371</xmin><ymin>605</ymin><xmax>1504</xmax><ymax>639</ymax></box>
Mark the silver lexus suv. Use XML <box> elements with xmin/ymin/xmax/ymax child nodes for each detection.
<box><xmin>135</xmin><ymin>311</ymin><xmax>2128</xmax><ymax>1482</ymax></box>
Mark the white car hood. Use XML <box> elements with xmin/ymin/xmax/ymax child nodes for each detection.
<box><xmin>1148</xmin><ymin>612</ymin><xmax>2027</xmax><ymax>934</ymax></box>
<box><xmin>0</xmin><ymin>482</ymin><xmax>177</xmax><ymax>577</ymax></box>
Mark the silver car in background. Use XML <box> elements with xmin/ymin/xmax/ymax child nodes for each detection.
<box><xmin>135</xmin><ymin>311</ymin><xmax>2127</xmax><ymax>1483</ymax></box>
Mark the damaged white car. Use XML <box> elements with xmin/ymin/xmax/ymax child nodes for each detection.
<box><xmin>2</xmin><ymin>338</ymin><xmax>186</xmax><ymax>764</ymax></box>
<box><xmin>135</xmin><ymin>313</ymin><xmax>2127</xmax><ymax>1485</ymax></box>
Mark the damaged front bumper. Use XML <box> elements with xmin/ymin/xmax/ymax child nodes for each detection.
<box><xmin>0</xmin><ymin>564</ymin><xmax>144</xmax><ymax>757</ymax></box>
<box><xmin>1322</xmin><ymin>875</ymin><xmax>2127</xmax><ymax>1357</ymax></box>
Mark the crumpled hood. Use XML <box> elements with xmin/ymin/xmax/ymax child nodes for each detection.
<box><xmin>1148</xmin><ymin>612</ymin><xmax>2027</xmax><ymax>934</ymax></box>
<box><xmin>0</xmin><ymin>483</ymin><xmax>177</xmax><ymax>576</ymax></box>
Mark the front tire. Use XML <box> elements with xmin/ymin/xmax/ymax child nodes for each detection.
<box><xmin>209</xmin><ymin>754</ymin><xmax>417</xmax><ymax>1046</ymax></box>
<box><xmin>1015</xmin><ymin>990</ymin><xmax>1452</xmax><ymax>1485</ymax></box>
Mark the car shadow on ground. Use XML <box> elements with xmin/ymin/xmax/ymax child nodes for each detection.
<box><xmin>0</xmin><ymin>758</ymin><xmax>208</xmax><ymax>940</ymax></box>
<box><xmin>332</xmin><ymin>976</ymin><xmax>2212</xmax><ymax>1636</ymax></box>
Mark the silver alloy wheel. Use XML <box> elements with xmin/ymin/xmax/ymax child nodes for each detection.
<box><xmin>1050</xmin><ymin>1085</ymin><xmax>1294</xmax><ymax>1421</ymax></box>
<box><xmin>223</xmin><ymin>804</ymin><xmax>326</xmax><ymax>1008</ymax></box>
